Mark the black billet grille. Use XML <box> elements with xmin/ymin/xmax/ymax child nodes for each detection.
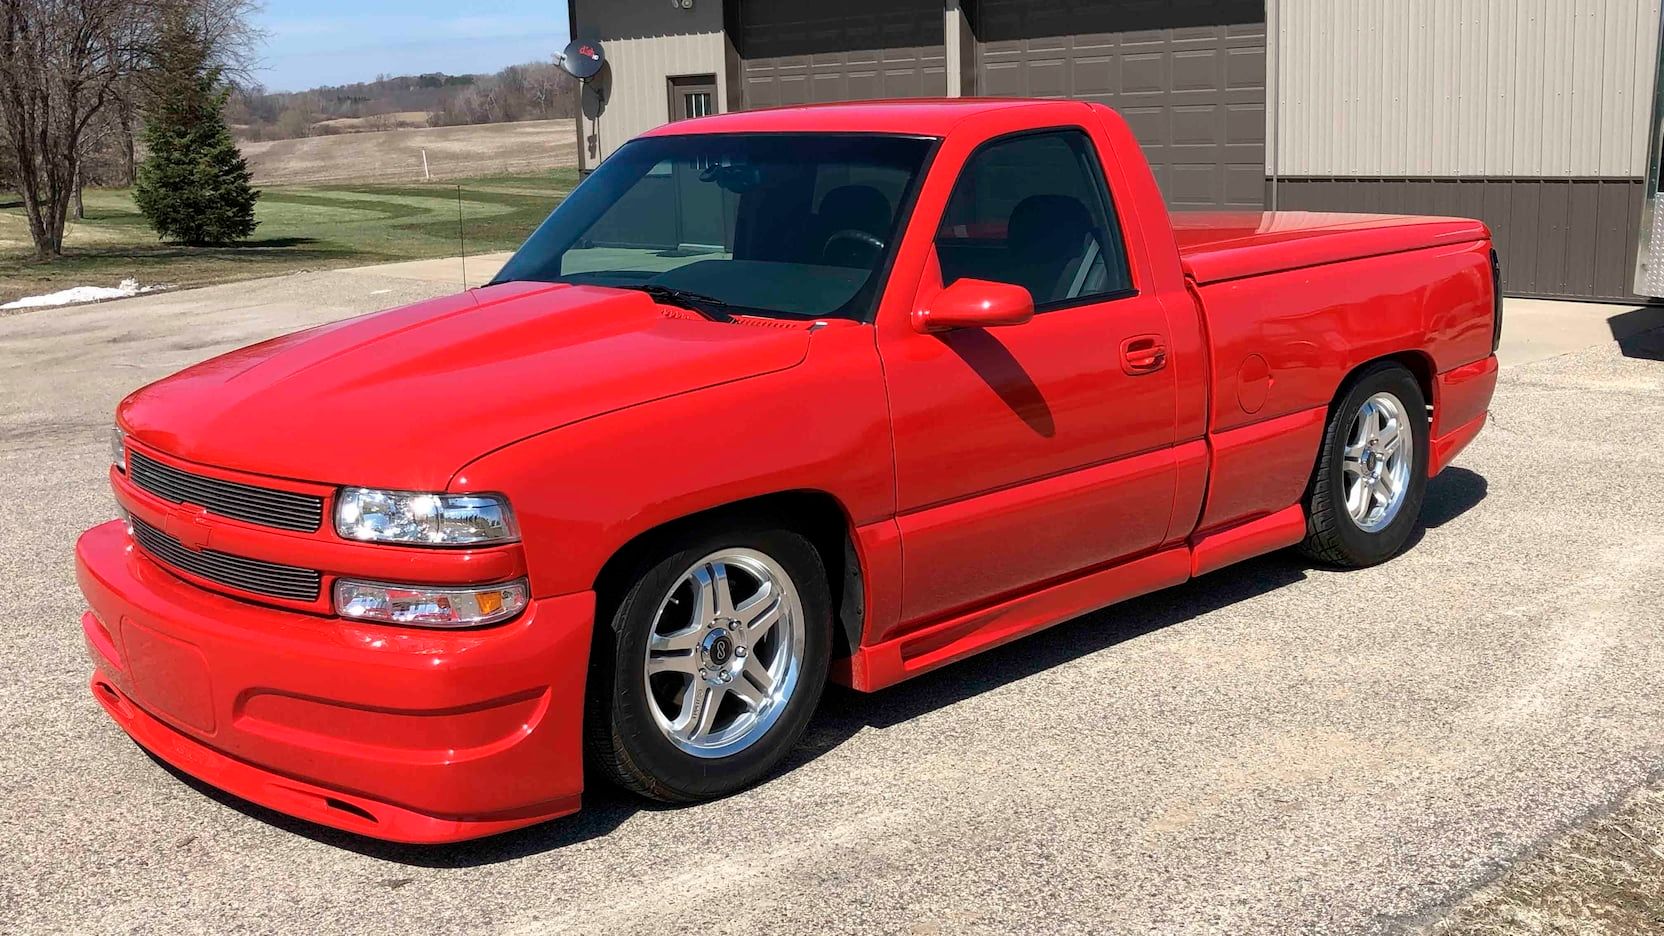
<box><xmin>128</xmin><ymin>450</ymin><xmax>323</xmax><ymax>533</ymax></box>
<box><xmin>130</xmin><ymin>516</ymin><xmax>322</xmax><ymax>602</ymax></box>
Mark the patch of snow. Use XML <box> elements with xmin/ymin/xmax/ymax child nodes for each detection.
<box><xmin>1</xmin><ymin>278</ymin><xmax>168</xmax><ymax>310</ymax></box>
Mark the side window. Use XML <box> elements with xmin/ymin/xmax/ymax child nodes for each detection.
<box><xmin>935</xmin><ymin>130</ymin><xmax>1132</xmax><ymax>307</ymax></box>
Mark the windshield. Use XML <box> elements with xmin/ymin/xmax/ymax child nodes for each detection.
<box><xmin>491</xmin><ymin>133</ymin><xmax>935</xmax><ymax>320</ymax></box>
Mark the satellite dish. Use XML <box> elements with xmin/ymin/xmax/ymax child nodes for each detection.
<box><xmin>560</xmin><ymin>39</ymin><xmax>605</xmax><ymax>80</ymax></box>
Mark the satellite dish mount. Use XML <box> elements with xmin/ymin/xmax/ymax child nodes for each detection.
<box><xmin>560</xmin><ymin>39</ymin><xmax>608</xmax><ymax>163</ymax></box>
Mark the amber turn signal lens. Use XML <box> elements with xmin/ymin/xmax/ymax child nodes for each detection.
<box><xmin>333</xmin><ymin>578</ymin><xmax>528</xmax><ymax>628</ymax></box>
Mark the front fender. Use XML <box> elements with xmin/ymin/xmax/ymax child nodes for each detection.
<box><xmin>450</xmin><ymin>323</ymin><xmax>895</xmax><ymax>599</ymax></box>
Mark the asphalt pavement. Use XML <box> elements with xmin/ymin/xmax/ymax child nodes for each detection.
<box><xmin>1</xmin><ymin>273</ymin><xmax>1660</xmax><ymax>935</ymax></box>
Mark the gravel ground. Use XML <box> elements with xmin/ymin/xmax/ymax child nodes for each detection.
<box><xmin>0</xmin><ymin>276</ymin><xmax>1661</xmax><ymax>935</ymax></box>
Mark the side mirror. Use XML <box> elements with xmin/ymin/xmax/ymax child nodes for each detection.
<box><xmin>912</xmin><ymin>278</ymin><xmax>1035</xmax><ymax>334</ymax></box>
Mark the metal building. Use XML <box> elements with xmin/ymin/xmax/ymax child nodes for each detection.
<box><xmin>569</xmin><ymin>0</ymin><xmax>1664</xmax><ymax>301</ymax></box>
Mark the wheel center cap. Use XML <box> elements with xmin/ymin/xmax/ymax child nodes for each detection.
<box><xmin>705</xmin><ymin>631</ymin><xmax>733</xmax><ymax>666</ymax></box>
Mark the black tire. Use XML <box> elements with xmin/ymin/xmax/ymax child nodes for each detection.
<box><xmin>585</xmin><ymin>521</ymin><xmax>833</xmax><ymax>803</ymax></box>
<box><xmin>1298</xmin><ymin>362</ymin><xmax>1430</xmax><ymax>567</ymax></box>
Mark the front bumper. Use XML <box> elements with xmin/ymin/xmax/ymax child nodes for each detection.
<box><xmin>76</xmin><ymin>519</ymin><xmax>595</xmax><ymax>843</ymax></box>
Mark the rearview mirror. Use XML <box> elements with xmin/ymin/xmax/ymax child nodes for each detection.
<box><xmin>912</xmin><ymin>278</ymin><xmax>1035</xmax><ymax>334</ymax></box>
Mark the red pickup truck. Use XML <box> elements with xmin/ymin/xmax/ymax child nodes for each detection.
<box><xmin>77</xmin><ymin>99</ymin><xmax>1498</xmax><ymax>843</ymax></box>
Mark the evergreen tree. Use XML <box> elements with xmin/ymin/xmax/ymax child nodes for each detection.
<box><xmin>134</xmin><ymin>17</ymin><xmax>259</xmax><ymax>246</ymax></box>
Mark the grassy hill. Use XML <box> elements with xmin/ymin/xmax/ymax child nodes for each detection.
<box><xmin>0</xmin><ymin>168</ymin><xmax>577</xmax><ymax>306</ymax></box>
<box><xmin>240</xmin><ymin>118</ymin><xmax>577</xmax><ymax>185</ymax></box>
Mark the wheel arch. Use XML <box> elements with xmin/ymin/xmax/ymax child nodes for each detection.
<box><xmin>1303</xmin><ymin>349</ymin><xmax>1437</xmax><ymax>497</ymax></box>
<box><xmin>592</xmin><ymin>489</ymin><xmax>865</xmax><ymax>660</ymax></box>
<box><xmin>1330</xmin><ymin>349</ymin><xmax>1436</xmax><ymax>418</ymax></box>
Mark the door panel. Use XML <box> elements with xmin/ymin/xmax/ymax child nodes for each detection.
<box><xmin>894</xmin><ymin>440</ymin><xmax>1177</xmax><ymax>622</ymax></box>
<box><xmin>885</xmin><ymin>295</ymin><xmax>1178</xmax><ymax>623</ymax></box>
<box><xmin>882</xmin><ymin>126</ymin><xmax>1180</xmax><ymax>626</ymax></box>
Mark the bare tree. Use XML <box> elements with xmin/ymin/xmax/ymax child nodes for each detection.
<box><xmin>0</xmin><ymin>0</ymin><xmax>260</xmax><ymax>258</ymax></box>
<box><xmin>0</xmin><ymin>0</ymin><xmax>145</xmax><ymax>257</ymax></box>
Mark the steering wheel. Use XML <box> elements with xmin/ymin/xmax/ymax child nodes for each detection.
<box><xmin>821</xmin><ymin>228</ymin><xmax>886</xmax><ymax>265</ymax></box>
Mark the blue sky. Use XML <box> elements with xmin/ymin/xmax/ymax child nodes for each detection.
<box><xmin>254</xmin><ymin>0</ymin><xmax>570</xmax><ymax>92</ymax></box>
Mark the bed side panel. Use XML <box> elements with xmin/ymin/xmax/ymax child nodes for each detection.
<box><xmin>1192</xmin><ymin>239</ymin><xmax>1493</xmax><ymax>532</ymax></box>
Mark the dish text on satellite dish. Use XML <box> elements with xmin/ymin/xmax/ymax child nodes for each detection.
<box><xmin>561</xmin><ymin>39</ymin><xmax>605</xmax><ymax>79</ymax></box>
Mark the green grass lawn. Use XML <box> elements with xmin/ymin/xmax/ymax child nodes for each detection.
<box><xmin>0</xmin><ymin>169</ymin><xmax>577</xmax><ymax>305</ymax></box>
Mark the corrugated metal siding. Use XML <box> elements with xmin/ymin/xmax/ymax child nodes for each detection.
<box><xmin>1274</xmin><ymin>177</ymin><xmax>1647</xmax><ymax>300</ymax></box>
<box><xmin>1270</xmin><ymin>0</ymin><xmax>1661</xmax><ymax>177</ymax></box>
<box><xmin>576</xmin><ymin>32</ymin><xmax>728</xmax><ymax>164</ymax></box>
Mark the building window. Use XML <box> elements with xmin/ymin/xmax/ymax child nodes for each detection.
<box><xmin>668</xmin><ymin>74</ymin><xmax>718</xmax><ymax>122</ymax></box>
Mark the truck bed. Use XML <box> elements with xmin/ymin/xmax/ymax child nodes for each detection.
<box><xmin>1172</xmin><ymin>211</ymin><xmax>1490</xmax><ymax>285</ymax></box>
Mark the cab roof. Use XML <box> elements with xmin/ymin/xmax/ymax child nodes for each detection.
<box><xmin>641</xmin><ymin>98</ymin><xmax>1098</xmax><ymax>139</ymax></box>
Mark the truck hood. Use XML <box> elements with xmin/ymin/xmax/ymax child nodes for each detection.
<box><xmin>119</xmin><ymin>282</ymin><xmax>814</xmax><ymax>490</ymax></box>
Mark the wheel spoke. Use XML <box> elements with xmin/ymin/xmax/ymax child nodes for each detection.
<box><xmin>649</xmin><ymin>626</ymin><xmax>704</xmax><ymax>654</ymax></box>
<box><xmin>675</xmin><ymin>684</ymin><xmax>724</xmax><ymax>741</ymax></box>
<box><xmin>743</xmin><ymin>652</ymin><xmax>776</xmax><ymax>697</ymax></box>
<box><xmin>1354</xmin><ymin>401</ymin><xmax>1377</xmax><ymax>443</ymax></box>
<box><xmin>733</xmin><ymin>578</ymin><xmax>774</xmax><ymax>621</ymax></box>
<box><xmin>1379</xmin><ymin>416</ymin><xmax>1400</xmax><ymax>449</ymax></box>
<box><xmin>691</xmin><ymin>562</ymin><xmax>736</xmax><ymax>620</ymax></box>
<box><xmin>728</xmin><ymin>669</ymin><xmax>768</xmax><ymax>710</ymax></box>
<box><xmin>692</xmin><ymin>682</ymin><xmax>725</xmax><ymax>739</ymax></box>
<box><xmin>739</xmin><ymin>593</ymin><xmax>783</xmax><ymax>640</ymax></box>
<box><xmin>1381</xmin><ymin>431</ymin><xmax>1404</xmax><ymax>459</ymax></box>
<box><xmin>1347</xmin><ymin>477</ymin><xmax>1369</xmax><ymax>518</ymax></box>
<box><xmin>646</xmin><ymin>650</ymin><xmax>698</xmax><ymax>676</ymax></box>
<box><xmin>1342</xmin><ymin>455</ymin><xmax>1365</xmax><ymax>477</ymax></box>
<box><xmin>1378</xmin><ymin>468</ymin><xmax>1400</xmax><ymax>499</ymax></box>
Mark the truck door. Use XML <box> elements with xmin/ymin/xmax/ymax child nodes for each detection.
<box><xmin>878</xmin><ymin>126</ymin><xmax>1179</xmax><ymax>627</ymax></box>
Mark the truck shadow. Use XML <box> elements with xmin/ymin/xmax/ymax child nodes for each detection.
<box><xmin>1608</xmin><ymin>305</ymin><xmax>1664</xmax><ymax>361</ymax></box>
<box><xmin>152</xmin><ymin>467</ymin><xmax>1487</xmax><ymax>866</ymax></box>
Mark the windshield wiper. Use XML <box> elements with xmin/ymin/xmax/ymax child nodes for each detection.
<box><xmin>623</xmin><ymin>284</ymin><xmax>735</xmax><ymax>323</ymax></box>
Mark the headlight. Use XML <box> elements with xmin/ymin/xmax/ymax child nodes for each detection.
<box><xmin>334</xmin><ymin>578</ymin><xmax>529</xmax><ymax>627</ymax></box>
<box><xmin>334</xmin><ymin>488</ymin><xmax>516</xmax><ymax>546</ymax></box>
<box><xmin>111</xmin><ymin>425</ymin><xmax>126</xmax><ymax>472</ymax></box>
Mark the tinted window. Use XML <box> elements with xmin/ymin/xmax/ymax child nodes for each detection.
<box><xmin>492</xmin><ymin>133</ymin><xmax>933</xmax><ymax>320</ymax></box>
<box><xmin>935</xmin><ymin>130</ymin><xmax>1132</xmax><ymax>307</ymax></box>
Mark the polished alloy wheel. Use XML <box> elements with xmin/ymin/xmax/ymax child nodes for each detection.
<box><xmin>642</xmin><ymin>548</ymin><xmax>805</xmax><ymax>758</ymax></box>
<box><xmin>1342</xmin><ymin>391</ymin><xmax>1413</xmax><ymax>533</ymax></box>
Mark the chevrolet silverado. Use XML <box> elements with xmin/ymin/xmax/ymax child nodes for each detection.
<box><xmin>77</xmin><ymin>99</ymin><xmax>1500</xmax><ymax>843</ymax></box>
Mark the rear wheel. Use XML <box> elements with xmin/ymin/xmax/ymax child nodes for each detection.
<box><xmin>586</xmin><ymin>523</ymin><xmax>832</xmax><ymax>803</ymax></box>
<box><xmin>1298</xmin><ymin>363</ymin><xmax>1429</xmax><ymax>567</ymax></box>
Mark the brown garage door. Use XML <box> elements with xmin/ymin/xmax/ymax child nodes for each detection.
<box><xmin>972</xmin><ymin>0</ymin><xmax>1266</xmax><ymax>210</ymax></box>
<box><xmin>734</xmin><ymin>0</ymin><xmax>948</xmax><ymax>108</ymax></box>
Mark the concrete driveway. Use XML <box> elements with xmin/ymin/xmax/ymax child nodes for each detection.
<box><xmin>1</xmin><ymin>273</ymin><xmax>1661</xmax><ymax>935</ymax></box>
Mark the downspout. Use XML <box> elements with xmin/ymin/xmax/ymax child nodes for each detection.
<box><xmin>1266</xmin><ymin>0</ymin><xmax>1279</xmax><ymax>211</ymax></box>
<box><xmin>944</xmin><ymin>0</ymin><xmax>962</xmax><ymax>97</ymax></box>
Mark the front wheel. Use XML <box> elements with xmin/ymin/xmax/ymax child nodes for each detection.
<box><xmin>586</xmin><ymin>524</ymin><xmax>832</xmax><ymax>803</ymax></box>
<box><xmin>1298</xmin><ymin>362</ymin><xmax>1430</xmax><ymax>567</ymax></box>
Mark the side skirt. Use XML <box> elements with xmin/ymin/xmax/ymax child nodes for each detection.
<box><xmin>831</xmin><ymin>504</ymin><xmax>1310</xmax><ymax>693</ymax></box>
<box><xmin>835</xmin><ymin>547</ymin><xmax>1189</xmax><ymax>692</ymax></box>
